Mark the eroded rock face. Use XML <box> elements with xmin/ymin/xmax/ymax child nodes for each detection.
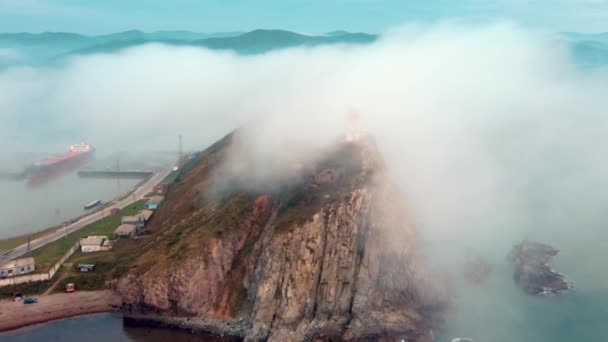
<box><xmin>117</xmin><ymin>137</ymin><xmax>447</xmax><ymax>341</ymax></box>
<box><xmin>509</xmin><ymin>241</ymin><xmax>572</xmax><ymax>296</ymax></box>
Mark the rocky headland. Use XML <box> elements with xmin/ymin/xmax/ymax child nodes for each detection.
<box><xmin>115</xmin><ymin>131</ymin><xmax>448</xmax><ymax>341</ymax></box>
<box><xmin>509</xmin><ymin>241</ymin><xmax>572</xmax><ymax>296</ymax></box>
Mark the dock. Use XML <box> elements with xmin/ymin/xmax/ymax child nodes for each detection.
<box><xmin>77</xmin><ymin>170</ymin><xmax>154</xmax><ymax>178</ymax></box>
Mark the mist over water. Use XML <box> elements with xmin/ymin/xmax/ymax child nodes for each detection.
<box><xmin>2</xmin><ymin>21</ymin><xmax>608</xmax><ymax>340</ymax></box>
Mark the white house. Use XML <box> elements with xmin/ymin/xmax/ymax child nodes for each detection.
<box><xmin>0</xmin><ymin>257</ymin><xmax>35</xmax><ymax>278</ymax></box>
<box><xmin>80</xmin><ymin>236</ymin><xmax>107</xmax><ymax>253</ymax></box>
<box><xmin>114</xmin><ymin>224</ymin><xmax>137</xmax><ymax>238</ymax></box>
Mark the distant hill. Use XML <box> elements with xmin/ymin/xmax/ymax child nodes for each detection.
<box><xmin>0</xmin><ymin>32</ymin><xmax>88</xmax><ymax>45</ymax></box>
<box><xmin>194</xmin><ymin>29</ymin><xmax>378</xmax><ymax>54</ymax></box>
<box><xmin>3</xmin><ymin>29</ymin><xmax>608</xmax><ymax>68</ymax></box>
<box><xmin>0</xmin><ymin>29</ymin><xmax>378</xmax><ymax>66</ymax></box>
<box><xmin>559</xmin><ymin>32</ymin><xmax>608</xmax><ymax>68</ymax></box>
<box><xmin>68</xmin><ymin>29</ymin><xmax>378</xmax><ymax>55</ymax></box>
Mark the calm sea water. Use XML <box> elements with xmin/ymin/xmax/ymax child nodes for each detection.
<box><xmin>0</xmin><ymin>313</ymin><xmax>219</xmax><ymax>342</ymax></box>
<box><xmin>0</xmin><ymin>146</ymin><xmax>176</xmax><ymax>240</ymax></box>
<box><xmin>0</xmin><ymin>169</ymin><xmax>142</xmax><ymax>240</ymax></box>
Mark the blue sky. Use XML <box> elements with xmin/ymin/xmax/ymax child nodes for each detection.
<box><xmin>0</xmin><ymin>0</ymin><xmax>607</xmax><ymax>34</ymax></box>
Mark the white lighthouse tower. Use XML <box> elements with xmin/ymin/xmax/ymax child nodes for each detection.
<box><xmin>345</xmin><ymin>110</ymin><xmax>361</xmax><ymax>142</ymax></box>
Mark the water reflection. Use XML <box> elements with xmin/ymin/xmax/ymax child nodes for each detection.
<box><xmin>25</xmin><ymin>154</ymin><xmax>93</xmax><ymax>189</ymax></box>
<box><xmin>1</xmin><ymin>314</ymin><xmax>239</xmax><ymax>342</ymax></box>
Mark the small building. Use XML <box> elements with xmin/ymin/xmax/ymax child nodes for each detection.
<box><xmin>115</xmin><ymin>223</ymin><xmax>137</xmax><ymax>238</ymax></box>
<box><xmin>137</xmin><ymin>209</ymin><xmax>154</xmax><ymax>223</ymax></box>
<box><xmin>110</xmin><ymin>208</ymin><xmax>120</xmax><ymax>215</ymax></box>
<box><xmin>122</xmin><ymin>215</ymin><xmax>144</xmax><ymax>229</ymax></box>
<box><xmin>0</xmin><ymin>257</ymin><xmax>35</xmax><ymax>278</ymax></box>
<box><xmin>80</xmin><ymin>236</ymin><xmax>107</xmax><ymax>253</ymax></box>
<box><xmin>76</xmin><ymin>264</ymin><xmax>95</xmax><ymax>272</ymax></box>
<box><xmin>146</xmin><ymin>196</ymin><xmax>164</xmax><ymax>210</ymax></box>
<box><xmin>101</xmin><ymin>239</ymin><xmax>114</xmax><ymax>251</ymax></box>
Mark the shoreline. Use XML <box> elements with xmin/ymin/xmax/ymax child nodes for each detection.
<box><xmin>123</xmin><ymin>314</ymin><xmax>249</xmax><ymax>341</ymax></box>
<box><xmin>0</xmin><ymin>175</ymin><xmax>149</xmax><ymax>243</ymax></box>
<box><xmin>0</xmin><ymin>168</ymin><xmax>170</xmax><ymax>263</ymax></box>
<box><xmin>0</xmin><ymin>290</ymin><xmax>121</xmax><ymax>333</ymax></box>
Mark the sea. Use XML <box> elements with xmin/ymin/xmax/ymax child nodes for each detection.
<box><xmin>1</xmin><ymin>205</ymin><xmax>606</xmax><ymax>342</ymax></box>
<box><xmin>0</xmin><ymin>313</ymin><xmax>226</xmax><ymax>342</ymax></box>
<box><xmin>2</xmin><ymin>146</ymin><xmax>608</xmax><ymax>341</ymax></box>
<box><xmin>0</xmin><ymin>145</ymin><xmax>175</xmax><ymax>240</ymax></box>
<box><xmin>1</xmin><ymin>87</ymin><xmax>607</xmax><ymax>340</ymax></box>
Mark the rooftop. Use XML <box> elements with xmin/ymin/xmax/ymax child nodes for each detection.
<box><xmin>122</xmin><ymin>215</ymin><xmax>140</xmax><ymax>223</ymax></box>
<box><xmin>0</xmin><ymin>257</ymin><xmax>35</xmax><ymax>269</ymax></box>
<box><xmin>146</xmin><ymin>196</ymin><xmax>164</xmax><ymax>205</ymax></box>
<box><xmin>80</xmin><ymin>236</ymin><xmax>106</xmax><ymax>246</ymax></box>
<box><xmin>137</xmin><ymin>209</ymin><xmax>154</xmax><ymax>221</ymax></box>
<box><xmin>115</xmin><ymin>224</ymin><xmax>137</xmax><ymax>235</ymax></box>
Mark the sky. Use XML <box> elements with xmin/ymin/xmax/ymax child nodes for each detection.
<box><xmin>0</xmin><ymin>0</ymin><xmax>608</xmax><ymax>34</ymax></box>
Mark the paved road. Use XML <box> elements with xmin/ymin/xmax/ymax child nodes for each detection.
<box><xmin>0</xmin><ymin>169</ymin><xmax>172</xmax><ymax>263</ymax></box>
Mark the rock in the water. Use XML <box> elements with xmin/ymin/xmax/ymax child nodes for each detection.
<box><xmin>509</xmin><ymin>241</ymin><xmax>572</xmax><ymax>295</ymax></box>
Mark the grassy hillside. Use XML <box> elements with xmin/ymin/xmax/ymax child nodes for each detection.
<box><xmin>23</xmin><ymin>200</ymin><xmax>146</xmax><ymax>272</ymax></box>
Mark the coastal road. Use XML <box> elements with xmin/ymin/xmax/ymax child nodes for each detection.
<box><xmin>0</xmin><ymin>169</ymin><xmax>172</xmax><ymax>263</ymax></box>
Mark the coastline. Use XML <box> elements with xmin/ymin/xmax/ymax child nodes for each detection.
<box><xmin>0</xmin><ymin>290</ymin><xmax>121</xmax><ymax>333</ymax></box>
<box><xmin>0</xmin><ymin>174</ymin><xmax>150</xmax><ymax>243</ymax></box>
<box><xmin>123</xmin><ymin>314</ymin><xmax>249</xmax><ymax>341</ymax></box>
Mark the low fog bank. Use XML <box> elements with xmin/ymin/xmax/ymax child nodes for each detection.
<box><xmin>2</xmin><ymin>22</ymin><xmax>608</xmax><ymax>291</ymax></box>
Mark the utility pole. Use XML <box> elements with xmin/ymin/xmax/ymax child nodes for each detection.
<box><xmin>64</xmin><ymin>223</ymin><xmax>68</xmax><ymax>242</ymax></box>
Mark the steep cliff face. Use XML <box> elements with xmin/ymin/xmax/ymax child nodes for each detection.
<box><xmin>117</xmin><ymin>134</ymin><xmax>446</xmax><ymax>341</ymax></box>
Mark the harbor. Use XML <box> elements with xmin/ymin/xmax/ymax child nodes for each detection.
<box><xmin>0</xmin><ymin>168</ymin><xmax>172</xmax><ymax>263</ymax></box>
<box><xmin>0</xmin><ymin>142</ymin><xmax>179</xmax><ymax>240</ymax></box>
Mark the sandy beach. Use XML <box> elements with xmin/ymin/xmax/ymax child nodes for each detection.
<box><xmin>0</xmin><ymin>290</ymin><xmax>121</xmax><ymax>332</ymax></box>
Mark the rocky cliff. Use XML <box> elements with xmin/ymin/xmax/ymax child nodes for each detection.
<box><xmin>509</xmin><ymin>241</ymin><xmax>572</xmax><ymax>296</ymax></box>
<box><xmin>117</xmin><ymin>132</ymin><xmax>447</xmax><ymax>341</ymax></box>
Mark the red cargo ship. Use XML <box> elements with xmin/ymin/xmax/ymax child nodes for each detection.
<box><xmin>25</xmin><ymin>143</ymin><xmax>95</xmax><ymax>180</ymax></box>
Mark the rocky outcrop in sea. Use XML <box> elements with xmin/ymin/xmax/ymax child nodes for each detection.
<box><xmin>509</xmin><ymin>241</ymin><xmax>572</xmax><ymax>296</ymax></box>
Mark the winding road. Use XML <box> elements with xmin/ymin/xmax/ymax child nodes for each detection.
<box><xmin>0</xmin><ymin>169</ymin><xmax>172</xmax><ymax>263</ymax></box>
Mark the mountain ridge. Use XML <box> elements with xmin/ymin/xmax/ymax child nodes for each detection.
<box><xmin>0</xmin><ymin>29</ymin><xmax>378</xmax><ymax>67</ymax></box>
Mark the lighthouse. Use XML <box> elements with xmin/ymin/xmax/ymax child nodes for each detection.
<box><xmin>345</xmin><ymin>110</ymin><xmax>361</xmax><ymax>142</ymax></box>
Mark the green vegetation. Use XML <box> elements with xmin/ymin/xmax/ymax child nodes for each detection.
<box><xmin>57</xmin><ymin>273</ymin><xmax>106</xmax><ymax>292</ymax></box>
<box><xmin>51</xmin><ymin>238</ymin><xmax>143</xmax><ymax>293</ymax></box>
<box><xmin>161</xmin><ymin>170</ymin><xmax>180</xmax><ymax>185</ymax></box>
<box><xmin>274</xmin><ymin>142</ymin><xmax>366</xmax><ymax>232</ymax></box>
<box><xmin>23</xmin><ymin>200</ymin><xmax>146</xmax><ymax>272</ymax></box>
<box><xmin>0</xmin><ymin>226</ymin><xmax>57</xmax><ymax>254</ymax></box>
<box><xmin>0</xmin><ymin>280</ymin><xmax>51</xmax><ymax>299</ymax></box>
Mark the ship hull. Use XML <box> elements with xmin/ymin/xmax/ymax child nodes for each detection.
<box><xmin>25</xmin><ymin>148</ymin><xmax>95</xmax><ymax>187</ymax></box>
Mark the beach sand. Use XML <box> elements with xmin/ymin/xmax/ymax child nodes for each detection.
<box><xmin>0</xmin><ymin>290</ymin><xmax>121</xmax><ymax>332</ymax></box>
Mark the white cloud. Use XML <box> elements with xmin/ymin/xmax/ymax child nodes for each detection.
<box><xmin>2</xmin><ymin>21</ymin><xmax>608</xmax><ymax>338</ymax></box>
<box><xmin>1</xmin><ymin>22</ymin><xmax>608</xmax><ymax>264</ymax></box>
<box><xmin>0</xmin><ymin>48</ymin><xmax>21</xmax><ymax>61</ymax></box>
